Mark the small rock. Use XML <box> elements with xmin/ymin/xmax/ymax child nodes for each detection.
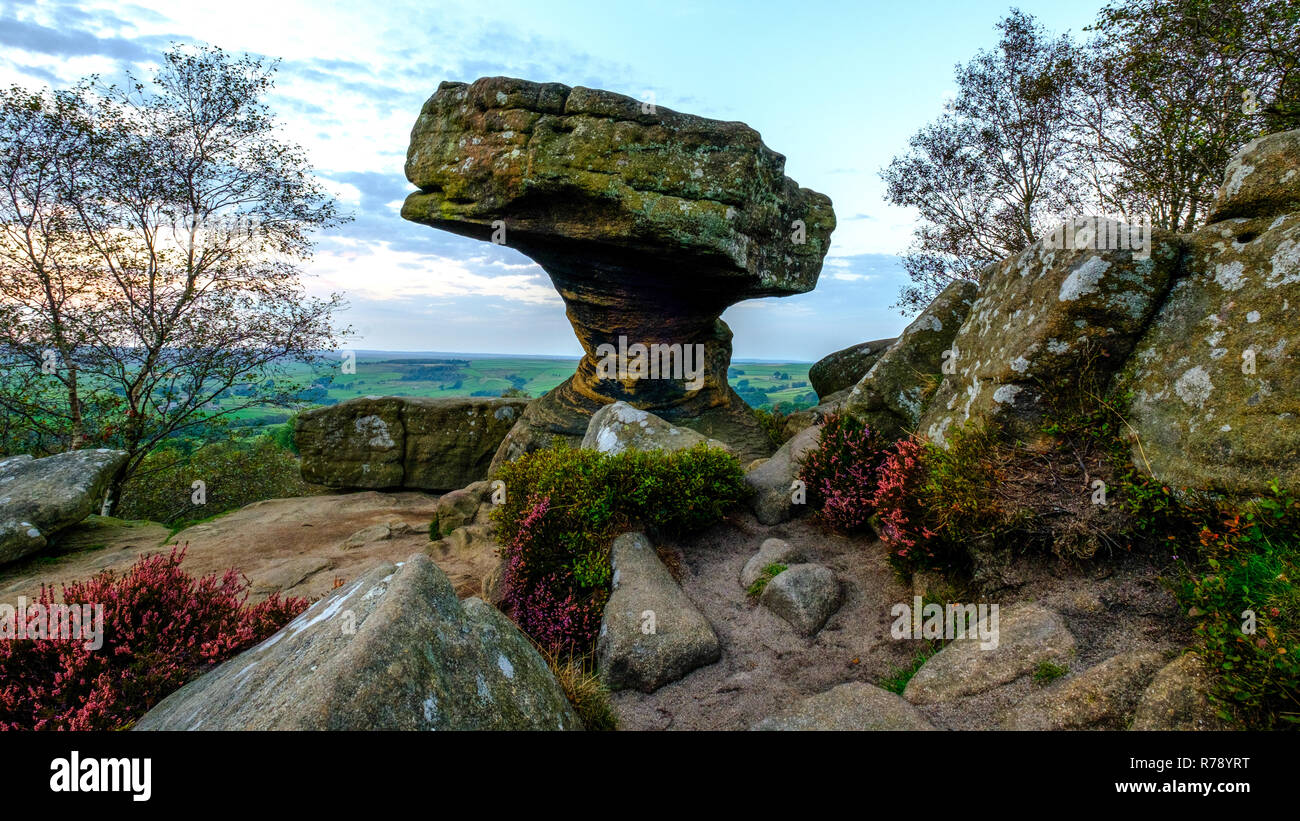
<box><xmin>434</xmin><ymin>481</ymin><xmax>490</xmax><ymax>534</ymax></box>
<box><xmin>596</xmin><ymin>532</ymin><xmax>720</xmax><ymax>693</ymax></box>
<box><xmin>759</xmin><ymin>563</ymin><xmax>842</xmax><ymax>637</ymax></box>
<box><xmin>739</xmin><ymin>537</ymin><xmax>804</xmax><ymax>589</ymax></box>
<box><xmin>0</xmin><ymin>449</ymin><xmax>128</xmax><ymax>565</ymax></box>
<box><xmin>903</xmin><ymin>604</ymin><xmax>1077</xmax><ymax>704</ymax></box>
<box><xmin>752</xmin><ymin>682</ymin><xmax>936</xmax><ymax>731</ymax></box>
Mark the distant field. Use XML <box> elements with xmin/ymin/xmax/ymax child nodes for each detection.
<box><xmin>213</xmin><ymin>353</ymin><xmax>816</xmax><ymax>431</ymax></box>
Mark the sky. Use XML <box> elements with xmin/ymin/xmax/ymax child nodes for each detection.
<box><xmin>0</xmin><ymin>0</ymin><xmax>1105</xmax><ymax>360</ymax></box>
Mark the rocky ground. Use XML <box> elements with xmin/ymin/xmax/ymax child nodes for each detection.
<box><xmin>0</xmin><ymin>490</ymin><xmax>495</xmax><ymax>605</ymax></box>
<box><xmin>612</xmin><ymin>509</ymin><xmax>1192</xmax><ymax>731</ymax></box>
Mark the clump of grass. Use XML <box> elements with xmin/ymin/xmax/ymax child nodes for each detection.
<box><xmin>543</xmin><ymin>650</ymin><xmax>617</xmax><ymax>731</ymax></box>
<box><xmin>746</xmin><ymin>562</ymin><xmax>788</xmax><ymax>601</ymax></box>
<box><xmin>1033</xmin><ymin>660</ymin><xmax>1069</xmax><ymax>685</ymax></box>
<box><xmin>879</xmin><ymin>643</ymin><xmax>938</xmax><ymax>694</ymax></box>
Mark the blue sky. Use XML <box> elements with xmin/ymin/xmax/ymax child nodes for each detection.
<box><xmin>1</xmin><ymin>0</ymin><xmax>1103</xmax><ymax>360</ymax></box>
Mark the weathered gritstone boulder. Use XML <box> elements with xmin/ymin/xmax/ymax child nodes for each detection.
<box><xmin>744</xmin><ymin>423</ymin><xmax>821</xmax><ymax>525</ymax></box>
<box><xmin>597</xmin><ymin>532</ymin><xmax>720</xmax><ymax>692</ymax></box>
<box><xmin>581</xmin><ymin>401</ymin><xmax>731</xmax><ymax>455</ymax></box>
<box><xmin>903</xmin><ymin>604</ymin><xmax>1076</xmax><ymax>705</ymax></box>
<box><xmin>759</xmin><ymin>563</ymin><xmax>842</xmax><ymax>637</ymax></box>
<box><xmin>135</xmin><ymin>554</ymin><xmax>580</xmax><ymax>731</ymax></box>
<box><xmin>739</xmin><ymin>537</ymin><xmax>804</xmax><ymax>589</ymax></box>
<box><xmin>0</xmin><ymin>449</ymin><xmax>127</xmax><ymax>565</ymax></box>
<box><xmin>1208</xmin><ymin>129</ymin><xmax>1300</xmax><ymax>222</ymax></box>
<box><xmin>808</xmin><ymin>337</ymin><xmax>896</xmax><ymax>399</ymax></box>
<box><xmin>997</xmin><ymin>650</ymin><xmax>1165</xmax><ymax>730</ymax></box>
<box><xmin>1124</xmin><ymin>132</ymin><xmax>1300</xmax><ymax>495</ymax></box>
<box><xmin>843</xmin><ymin>280</ymin><xmax>978</xmax><ymax>442</ymax></box>
<box><xmin>918</xmin><ymin>225</ymin><xmax>1181</xmax><ymax>446</ymax></box>
<box><xmin>1130</xmin><ymin>652</ymin><xmax>1227</xmax><ymax>731</ymax></box>
<box><xmin>295</xmin><ymin>395</ymin><xmax>527</xmax><ymax>491</ymax></box>
<box><xmin>751</xmin><ymin>682</ymin><xmax>937</xmax><ymax>731</ymax></box>
<box><xmin>402</xmin><ymin>77</ymin><xmax>834</xmax><ymax>467</ymax></box>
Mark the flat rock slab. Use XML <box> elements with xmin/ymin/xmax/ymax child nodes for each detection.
<box><xmin>1131</xmin><ymin>652</ymin><xmax>1227</xmax><ymax>731</ymax></box>
<box><xmin>752</xmin><ymin>681</ymin><xmax>936</xmax><ymax>731</ymax></box>
<box><xmin>759</xmin><ymin>563</ymin><xmax>841</xmax><ymax>637</ymax></box>
<box><xmin>904</xmin><ymin>604</ymin><xmax>1076</xmax><ymax>704</ymax></box>
<box><xmin>0</xmin><ymin>491</ymin><xmax>494</xmax><ymax>605</ymax></box>
<box><xmin>135</xmin><ymin>553</ymin><xmax>579</xmax><ymax>731</ymax></box>
<box><xmin>0</xmin><ymin>449</ymin><xmax>127</xmax><ymax>565</ymax></box>
<box><xmin>997</xmin><ymin>650</ymin><xmax>1165</xmax><ymax>730</ymax></box>
<box><xmin>597</xmin><ymin>532</ymin><xmax>720</xmax><ymax>693</ymax></box>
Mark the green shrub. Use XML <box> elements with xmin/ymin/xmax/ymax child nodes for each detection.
<box><xmin>797</xmin><ymin>412</ymin><xmax>888</xmax><ymax>532</ymax></box>
<box><xmin>492</xmin><ymin>443</ymin><xmax>748</xmax><ymax>654</ymax></box>
<box><xmin>1033</xmin><ymin>660</ymin><xmax>1069</xmax><ymax>685</ymax></box>
<box><xmin>1176</xmin><ymin>483</ymin><xmax>1300</xmax><ymax>729</ymax></box>
<box><xmin>117</xmin><ymin>436</ymin><xmax>316</xmax><ymax>529</ymax></box>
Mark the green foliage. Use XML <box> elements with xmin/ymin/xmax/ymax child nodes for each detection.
<box><xmin>492</xmin><ymin>443</ymin><xmax>748</xmax><ymax>653</ymax></box>
<box><xmin>1034</xmin><ymin>660</ymin><xmax>1070</xmax><ymax>684</ymax></box>
<box><xmin>116</xmin><ymin>436</ymin><xmax>315</xmax><ymax>528</ymax></box>
<box><xmin>1176</xmin><ymin>483</ymin><xmax>1300</xmax><ymax>729</ymax></box>
<box><xmin>752</xmin><ymin>406</ymin><xmax>791</xmax><ymax>449</ymax></box>
<box><xmin>745</xmin><ymin>563</ymin><xmax>788</xmax><ymax>601</ymax></box>
<box><xmin>880</xmin><ymin>643</ymin><xmax>939</xmax><ymax>694</ymax></box>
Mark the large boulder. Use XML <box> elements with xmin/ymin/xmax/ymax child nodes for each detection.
<box><xmin>752</xmin><ymin>682</ymin><xmax>937</xmax><ymax>731</ymax></box>
<box><xmin>903</xmin><ymin>604</ymin><xmax>1076</xmax><ymax>704</ymax></box>
<box><xmin>1130</xmin><ymin>652</ymin><xmax>1227</xmax><ymax>731</ymax></box>
<box><xmin>596</xmin><ymin>532</ymin><xmax>720</xmax><ymax>692</ymax></box>
<box><xmin>401</xmin><ymin>77</ymin><xmax>834</xmax><ymax>467</ymax></box>
<box><xmin>135</xmin><ymin>554</ymin><xmax>580</xmax><ymax>730</ymax></box>
<box><xmin>997</xmin><ymin>650</ymin><xmax>1165</xmax><ymax>730</ymax></box>
<box><xmin>744</xmin><ymin>423</ymin><xmax>821</xmax><ymax>525</ymax></box>
<box><xmin>808</xmin><ymin>337</ymin><xmax>895</xmax><ymax>399</ymax></box>
<box><xmin>295</xmin><ymin>395</ymin><xmax>527</xmax><ymax>491</ymax></box>
<box><xmin>1208</xmin><ymin>129</ymin><xmax>1300</xmax><ymax>222</ymax></box>
<box><xmin>919</xmin><ymin>224</ymin><xmax>1182</xmax><ymax>446</ymax></box>
<box><xmin>0</xmin><ymin>449</ymin><xmax>127</xmax><ymax>565</ymax></box>
<box><xmin>842</xmin><ymin>279</ymin><xmax>979</xmax><ymax>442</ymax></box>
<box><xmin>581</xmin><ymin>401</ymin><xmax>731</xmax><ymax>455</ymax></box>
<box><xmin>1124</xmin><ymin>131</ymin><xmax>1300</xmax><ymax>495</ymax></box>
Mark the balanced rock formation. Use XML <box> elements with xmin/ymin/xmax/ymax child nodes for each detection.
<box><xmin>402</xmin><ymin>77</ymin><xmax>835</xmax><ymax>467</ymax></box>
<box><xmin>295</xmin><ymin>395</ymin><xmax>527</xmax><ymax>491</ymax></box>
<box><xmin>0</xmin><ymin>449</ymin><xmax>127</xmax><ymax>565</ymax></box>
<box><xmin>135</xmin><ymin>554</ymin><xmax>580</xmax><ymax>731</ymax></box>
<box><xmin>1123</xmin><ymin>129</ymin><xmax>1300</xmax><ymax>495</ymax></box>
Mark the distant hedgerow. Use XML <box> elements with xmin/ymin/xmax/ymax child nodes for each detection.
<box><xmin>0</xmin><ymin>547</ymin><xmax>307</xmax><ymax>731</ymax></box>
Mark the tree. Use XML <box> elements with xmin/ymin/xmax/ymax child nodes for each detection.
<box><xmin>881</xmin><ymin>10</ymin><xmax>1081</xmax><ymax>312</ymax></box>
<box><xmin>1076</xmin><ymin>0</ymin><xmax>1297</xmax><ymax>232</ymax></box>
<box><xmin>0</xmin><ymin>45</ymin><xmax>350</xmax><ymax>512</ymax></box>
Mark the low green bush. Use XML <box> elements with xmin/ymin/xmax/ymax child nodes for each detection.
<box><xmin>1175</xmin><ymin>483</ymin><xmax>1300</xmax><ymax>729</ymax></box>
<box><xmin>491</xmin><ymin>443</ymin><xmax>748</xmax><ymax>654</ymax></box>
<box><xmin>117</xmin><ymin>436</ymin><xmax>316</xmax><ymax>529</ymax></box>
